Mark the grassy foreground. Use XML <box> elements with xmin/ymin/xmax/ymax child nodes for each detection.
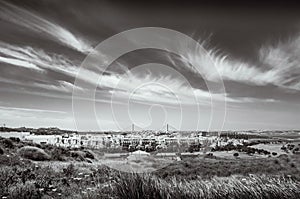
<box><xmin>115</xmin><ymin>174</ymin><xmax>300</xmax><ymax>199</ymax></box>
<box><xmin>0</xmin><ymin>161</ymin><xmax>299</xmax><ymax>199</ymax></box>
<box><xmin>0</xmin><ymin>137</ymin><xmax>300</xmax><ymax>199</ymax></box>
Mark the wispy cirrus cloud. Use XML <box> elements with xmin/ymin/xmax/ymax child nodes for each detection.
<box><xmin>168</xmin><ymin>35</ymin><xmax>300</xmax><ymax>92</ymax></box>
<box><xmin>259</xmin><ymin>35</ymin><xmax>300</xmax><ymax>90</ymax></box>
<box><xmin>0</xmin><ymin>56</ymin><xmax>43</xmax><ymax>71</ymax></box>
<box><xmin>0</xmin><ymin>40</ymin><xmax>227</xmax><ymax>105</ymax></box>
<box><xmin>0</xmin><ymin>41</ymin><xmax>84</xmax><ymax>93</ymax></box>
<box><xmin>33</xmin><ymin>81</ymin><xmax>84</xmax><ymax>93</ymax></box>
<box><xmin>0</xmin><ymin>41</ymin><xmax>76</xmax><ymax>74</ymax></box>
<box><xmin>0</xmin><ymin>106</ymin><xmax>66</xmax><ymax>114</ymax></box>
<box><xmin>0</xmin><ymin>0</ymin><xmax>294</xmax><ymax>105</ymax></box>
<box><xmin>0</xmin><ymin>1</ymin><xmax>93</xmax><ymax>54</ymax></box>
<box><xmin>0</xmin><ymin>40</ymin><xmax>278</xmax><ymax>106</ymax></box>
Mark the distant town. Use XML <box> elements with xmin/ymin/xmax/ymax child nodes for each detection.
<box><xmin>1</xmin><ymin>126</ymin><xmax>300</xmax><ymax>154</ymax></box>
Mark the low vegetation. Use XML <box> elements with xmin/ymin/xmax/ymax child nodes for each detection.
<box><xmin>0</xmin><ymin>137</ymin><xmax>95</xmax><ymax>162</ymax></box>
<box><xmin>156</xmin><ymin>155</ymin><xmax>300</xmax><ymax>180</ymax></box>
<box><xmin>1</xmin><ymin>136</ymin><xmax>300</xmax><ymax>199</ymax></box>
<box><xmin>212</xmin><ymin>142</ymin><xmax>272</xmax><ymax>155</ymax></box>
<box><xmin>0</xmin><ymin>162</ymin><xmax>299</xmax><ymax>199</ymax></box>
<box><xmin>114</xmin><ymin>173</ymin><xmax>300</xmax><ymax>199</ymax></box>
<box><xmin>18</xmin><ymin>146</ymin><xmax>51</xmax><ymax>161</ymax></box>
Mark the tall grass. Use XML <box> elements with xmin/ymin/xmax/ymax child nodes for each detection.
<box><xmin>114</xmin><ymin>173</ymin><xmax>300</xmax><ymax>199</ymax></box>
<box><xmin>1</xmin><ymin>163</ymin><xmax>299</xmax><ymax>199</ymax></box>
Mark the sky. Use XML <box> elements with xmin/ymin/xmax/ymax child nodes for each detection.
<box><xmin>0</xmin><ymin>0</ymin><xmax>300</xmax><ymax>131</ymax></box>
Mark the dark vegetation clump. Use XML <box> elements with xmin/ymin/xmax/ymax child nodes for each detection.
<box><xmin>0</xmin><ymin>146</ymin><xmax>4</xmax><ymax>155</ymax></box>
<box><xmin>0</xmin><ymin>136</ymin><xmax>97</xmax><ymax>163</ymax></box>
<box><xmin>0</xmin><ymin>138</ymin><xmax>14</xmax><ymax>148</ymax></box>
<box><xmin>18</xmin><ymin>146</ymin><xmax>51</xmax><ymax>161</ymax></box>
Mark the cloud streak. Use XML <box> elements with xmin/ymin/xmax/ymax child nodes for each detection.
<box><xmin>168</xmin><ymin>35</ymin><xmax>300</xmax><ymax>92</ymax></box>
<box><xmin>0</xmin><ymin>56</ymin><xmax>43</xmax><ymax>71</ymax></box>
<box><xmin>0</xmin><ymin>106</ymin><xmax>66</xmax><ymax>114</ymax></box>
<box><xmin>0</xmin><ymin>41</ymin><xmax>84</xmax><ymax>93</ymax></box>
<box><xmin>259</xmin><ymin>35</ymin><xmax>300</xmax><ymax>90</ymax></box>
<box><xmin>0</xmin><ymin>40</ymin><xmax>280</xmax><ymax>106</ymax></box>
<box><xmin>0</xmin><ymin>1</ymin><xmax>92</xmax><ymax>54</ymax></box>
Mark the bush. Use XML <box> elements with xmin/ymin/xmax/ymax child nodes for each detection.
<box><xmin>63</xmin><ymin>163</ymin><xmax>77</xmax><ymax>177</ymax></box>
<box><xmin>291</xmin><ymin>163</ymin><xmax>296</xmax><ymax>168</ymax></box>
<box><xmin>281</xmin><ymin>146</ymin><xmax>287</xmax><ymax>150</ymax></box>
<box><xmin>233</xmin><ymin>153</ymin><xmax>239</xmax><ymax>157</ymax></box>
<box><xmin>0</xmin><ymin>146</ymin><xmax>4</xmax><ymax>154</ymax></box>
<box><xmin>69</xmin><ymin>150</ymin><xmax>95</xmax><ymax>161</ymax></box>
<box><xmin>274</xmin><ymin>159</ymin><xmax>279</xmax><ymax>164</ymax></box>
<box><xmin>18</xmin><ymin>146</ymin><xmax>50</xmax><ymax>161</ymax></box>
<box><xmin>272</xmin><ymin>152</ymin><xmax>277</xmax><ymax>156</ymax></box>
<box><xmin>205</xmin><ymin>153</ymin><xmax>214</xmax><ymax>158</ymax></box>
<box><xmin>51</xmin><ymin>147</ymin><xmax>69</xmax><ymax>161</ymax></box>
<box><xmin>70</xmin><ymin>150</ymin><xmax>86</xmax><ymax>161</ymax></box>
<box><xmin>1</xmin><ymin>138</ymin><xmax>14</xmax><ymax>148</ymax></box>
<box><xmin>9</xmin><ymin>181</ymin><xmax>42</xmax><ymax>199</ymax></box>
<box><xmin>84</xmin><ymin>150</ymin><xmax>95</xmax><ymax>159</ymax></box>
<box><xmin>9</xmin><ymin>137</ymin><xmax>20</xmax><ymax>143</ymax></box>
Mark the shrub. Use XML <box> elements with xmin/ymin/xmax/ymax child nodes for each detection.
<box><xmin>18</xmin><ymin>146</ymin><xmax>50</xmax><ymax>161</ymax></box>
<box><xmin>272</xmin><ymin>152</ymin><xmax>277</xmax><ymax>156</ymax></box>
<box><xmin>70</xmin><ymin>150</ymin><xmax>85</xmax><ymax>161</ymax></box>
<box><xmin>0</xmin><ymin>166</ymin><xmax>19</xmax><ymax>196</ymax></box>
<box><xmin>1</xmin><ymin>138</ymin><xmax>14</xmax><ymax>148</ymax></box>
<box><xmin>205</xmin><ymin>153</ymin><xmax>214</xmax><ymax>158</ymax></box>
<box><xmin>9</xmin><ymin>137</ymin><xmax>20</xmax><ymax>143</ymax></box>
<box><xmin>84</xmin><ymin>150</ymin><xmax>95</xmax><ymax>159</ymax></box>
<box><xmin>274</xmin><ymin>159</ymin><xmax>279</xmax><ymax>164</ymax></box>
<box><xmin>9</xmin><ymin>181</ymin><xmax>42</xmax><ymax>199</ymax></box>
<box><xmin>291</xmin><ymin>163</ymin><xmax>296</xmax><ymax>168</ymax></box>
<box><xmin>51</xmin><ymin>147</ymin><xmax>68</xmax><ymax>161</ymax></box>
<box><xmin>0</xmin><ymin>146</ymin><xmax>4</xmax><ymax>154</ymax></box>
<box><xmin>233</xmin><ymin>153</ymin><xmax>239</xmax><ymax>157</ymax></box>
<box><xmin>63</xmin><ymin>163</ymin><xmax>77</xmax><ymax>177</ymax></box>
<box><xmin>281</xmin><ymin>146</ymin><xmax>287</xmax><ymax>150</ymax></box>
